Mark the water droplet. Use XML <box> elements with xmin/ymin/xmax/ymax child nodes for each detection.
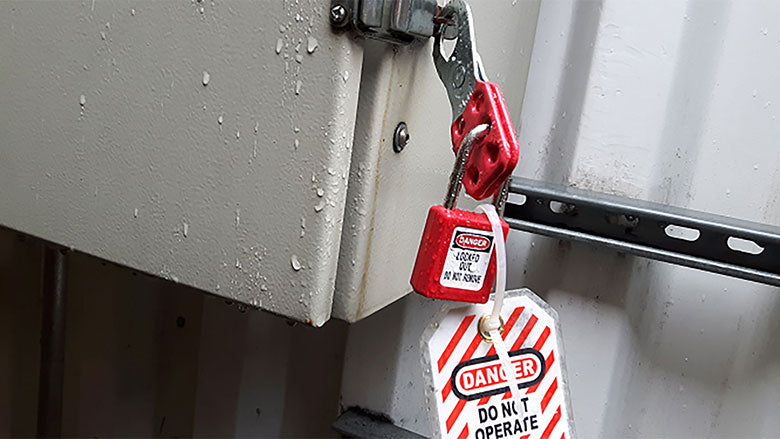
<box><xmin>294</xmin><ymin>139</ymin><xmax>299</xmax><ymax>149</ymax></box>
<box><xmin>295</xmin><ymin>80</ymin><xmax>302</xmax><ymax>95</ymax></box>
<box><xmin>260</xmin><ymin>284</ymin><xmax>268</xmax><ymax>291</ymax></box>
<box><xmin>182</xmin><ymin>221</ymin><xmax>189</xmax><ymax>237</ymax></box>
<box><xmin>761</xmin><ymin>27</ymin><xmax>769</xmax><ymax>36</ymax></box>
<box><xmin>307</xmin><ymin>37</ymin><xmax>318</xmax><ymax>53</ymax></box>
<box><xmin>684</xmin><ymin>356</ymin><xmax>689</xmax><ymax>362</ymax></box>
<box><xmin>752</xmin><ymin>89</ymin><xmax>758</xmax><ymax>98</ymax></box>
<box><xmin>254</xmin><ymin>121</ymin><xmax>259</xmax><ymax>134</ymax></box>
<box><xmin>235</xmin><ymin>208</ymin><xmax>240</xmax><ymax>228</ymax></box>
<box><xmin>291</xmin><ymin>255</ymin><xmax>302</xmax><ymax>271</ymax></box>
<box><xmin>218</xmin><ymin>115</ymin><xmax>223</xmax><ymax>125</ymax></box>
<box><xmin>293</xmin><ymin>126</ymin><xmax>300</xmax><ymax>133</ymax></box>
<box><xmin>314</xmin><ymin>200</ymin><xmax>325</xmax><ymax>212</ymax></box>
<box><xmin>100</xmin><ymin>31</ymin><xmax>106</xmax><ymax>40</ymax></box>
<box><xmin>199</xmin><ymin>6</ymin><xmax>204</xmax><ymax>14</ymax></box>
<box><xmin>342</xmin><ymin>70</ymin><xmax>350</xmax><ymax>83</ymax></box>
<box><xmin>236</xmin><ymin>129</ymin><xmax>240</xmax><ymax>139</ymax></box>
<box><xmin>316</xmin><ymin>187</ymin><xmax>324</xmax><ymax>197</ymax></box>
<box><xmin>130</xmin><ymin>8</ymin><xmax>136</xmax><ymax>16</ymax></box>
<box><xmin>105</xmin><ymin>22</ymin><xmax>110</xmax><ymax>29</ymax></box>
<box><xmin>275</xmin><ymin>38</ymin><xmax>283</xmax><ymax>54</ymax></box>
<box><xmin>753</xmin><ymin>164</ymin><xmax>759</xmax><ymax>170</ymax></box>
<box><xmin>79</xmin><ymin>94</ymin><xmax>86</xmax><ymax>106</ymax></box>
<box><xmin>133</xmin><ymin>208</ymin><xmax>139</xmax><ymax>218</ymax></box>
<box><xmin>202</xmin><ymin>71</ymin><xmax>210</xmax><ymax>86</ymax></box>
<box><xmin>295</xmin><ymin>54</ymin><xmax>303</xmax><ymax>64</ymax></box>
<box><xmin>279</xmin><ymin>24</ymin><xmax>285</xmax><ymax>33</ymax></box>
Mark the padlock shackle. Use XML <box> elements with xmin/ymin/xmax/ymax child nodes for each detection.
<box><xmin>444</xmin><ymin>123</ymin><xmax>490</xmax><ymax>210</ymax></box>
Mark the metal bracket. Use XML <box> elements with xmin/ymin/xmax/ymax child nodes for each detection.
<box><xmin>332</xmin><ymin>407</ymin><xmax>428</xmax><ymax>438</ymax></box>
<box><xmin>504</xmin><ymin>177</ymin><xmax>780</xmax><ymax>287</ymax></box>
<box><xmin>330</xmin><ymin>0</ymin><xmax>437</xmax><ymax>44</ymax></box>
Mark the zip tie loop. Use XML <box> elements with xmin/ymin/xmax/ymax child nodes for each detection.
<box><xmin>477</xmin><ymin>203</ymin><xmax>521</xmax><ymax>412</ymax></box>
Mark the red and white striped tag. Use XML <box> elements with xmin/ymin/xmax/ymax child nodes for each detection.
<box><xmin>421</xmin><ymin>289</ymin><xmax>574</xmax><ymax>439</ymax></box>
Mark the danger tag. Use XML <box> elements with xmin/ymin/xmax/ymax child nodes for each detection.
<box><xmin>421</xmin><ymin>289</ymin><xmax>574</xmax><ymax>439</ymax></box>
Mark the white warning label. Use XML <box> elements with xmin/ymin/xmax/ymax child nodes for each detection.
<box><xmin>439</xmin><ymin>227</ymin><xmax>494</xmax><ymax>291</ymax></box>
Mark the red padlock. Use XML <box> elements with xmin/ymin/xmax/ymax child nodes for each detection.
<box><xmin>411</xmin><ymin>125</ymin><xmax>510</xmax><ymax>303</ymax></box>
<box><xmin>451</xmin><ymin>80</ymin><xmax>520</xmax><ymax>201</ymax></box>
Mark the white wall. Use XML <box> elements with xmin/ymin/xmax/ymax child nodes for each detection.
<box><xmin>342</xmin><ymin>0</ymin><xmax>780</xmax><ymax>437</ymax></box>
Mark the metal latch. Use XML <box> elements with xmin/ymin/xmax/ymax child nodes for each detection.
<box><xmin>330</xmin><ymin>0</ymin><xmax>437</xmax><ymax>44</ymax></box>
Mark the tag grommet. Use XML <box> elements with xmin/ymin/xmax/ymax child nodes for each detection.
<box><xmin>477</xmin><ymin>314</ymin><xmax>504</xmax><ymax>343</ymax></box>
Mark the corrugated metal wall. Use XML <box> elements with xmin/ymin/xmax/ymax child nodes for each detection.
<box><xmin>342</xmin><ymin>0</ymin><xmax>780</xmax><ymax>437</ymax></box>
<box><xmin>0</xmin><ymin>227</ymin><xmax>347</xmax><ymax>437</ymax></box>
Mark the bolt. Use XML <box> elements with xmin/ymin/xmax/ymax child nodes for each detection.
<box><xmin>330</xmin><ymin>4</ymin><xmax>348</xmax><ymax>27</ymax></box>
<box><xmin>393</xmin><ymin>122</ymin><xmax>410</xmax><ymax>153</ymax></box>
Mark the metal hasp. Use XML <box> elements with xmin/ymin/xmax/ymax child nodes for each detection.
<box><xmin>504</xmin><ymin>177</ymin><xmax>780</xmax><ymax>287</ymax></box>
<box><xmin>331</xmin><ymin>0</ymin><xmax>437</xmax><ymax>44</ymax></box>
<box><xmin>432</xmin><ymin>0</ymin><xmax>481</xmax><ymax>119</ymax></box>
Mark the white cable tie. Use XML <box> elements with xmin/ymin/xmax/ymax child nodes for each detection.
<box><xmin>477</xmin><ymin>203</ymin><xmax>522</xmax><ymax>411</ymax></box>
<box><xmin>476</xmin><ymin>204</ymin><xmax>506</xmax><ymax>322</ymax></box>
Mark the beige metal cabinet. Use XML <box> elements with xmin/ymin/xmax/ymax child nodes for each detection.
<box><xmin>0</xmin><ymin>0</ymin><xmax>540</xmax><ymax>325</ymax></box>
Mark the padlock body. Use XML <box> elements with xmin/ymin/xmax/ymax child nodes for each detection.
<box><xmin>411</xmin><ymin>205</ymin><xmax>510</xmax><ymax>303</ymax></box>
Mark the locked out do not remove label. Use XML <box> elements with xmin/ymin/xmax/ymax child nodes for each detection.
<box><xmin>421</xmin><ymin>289</ymin><xmax>575</xmax><ymax>439</ymax></box>
<box><xmin>440</xmin><ymin>227</ymin><xmax>495</xmax><ymax>291</ymax></box>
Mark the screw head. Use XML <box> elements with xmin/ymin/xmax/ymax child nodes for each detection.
<box><xmin>393</xmin><ymin>122</ymin><xmax>410</xmax><ymax>153</ymax></box>
<box><xmin>330</xmin><ymin>4</ymin><xmax>348</xmax><ymax>27</ymax></box>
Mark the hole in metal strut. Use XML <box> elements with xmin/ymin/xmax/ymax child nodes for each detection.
<box><xmin>727</xmin><ymin>236</ymin><xmax>764</xmax><ymax>255</ymax></box>
<box><xmin>664</xmin><ymin>224</ymin><xmax>700</xmax><ymax>242</ymax></box>
<box><xmin>549</xmin><ymin>200</ymin><xmax>576</xmax><ymax>215</ymax></box>
<box><xmin>507</xmin><ymin>193</ymin><xmax>527</xmax><ymax>206</ymax></box>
